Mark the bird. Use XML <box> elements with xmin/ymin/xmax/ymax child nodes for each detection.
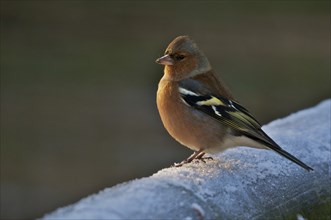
<box><xmin>155</xmin><ymin>35</ymin><xmax>313</xmax><ymax>171</ymax></box>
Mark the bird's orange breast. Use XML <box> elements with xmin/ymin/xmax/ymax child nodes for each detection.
<box><xmin>157</xmin><ymin>78</ymin><xmax>227</xmax><ymax>152</ymax></box>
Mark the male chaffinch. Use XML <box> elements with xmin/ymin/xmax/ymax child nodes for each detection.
<box><xmin>155</xmin><ymin>35</ymin><xmax>313</xmax><ymax>171</ymax></box>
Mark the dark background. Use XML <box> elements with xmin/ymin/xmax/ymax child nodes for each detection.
<box><xmin>1</xmin><ymin>1</ymin><xmax>330</xmax><ymax>219</ymax></box>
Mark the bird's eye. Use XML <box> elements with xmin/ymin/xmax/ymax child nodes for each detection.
<box><xmin>174</xmin><ymin>54</ymin><xmax>185</xmax><ymax>61</ymax></box>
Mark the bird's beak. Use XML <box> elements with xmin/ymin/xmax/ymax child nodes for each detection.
<box><xmin>155</xmin><ymin>54</ymin><xmax>174</xmax><ymax>66</ymax></box>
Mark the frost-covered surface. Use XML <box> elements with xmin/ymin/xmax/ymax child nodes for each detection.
<box><xmin>42</xmin><ymin>100</ymin><xmax>331</xmax><ymax>220</ymax></box>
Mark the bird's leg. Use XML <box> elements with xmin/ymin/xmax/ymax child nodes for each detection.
<box><xmin>174</xmin><ymin>150</ymin><xmax>204</xmax><ymax>167</ymax></box>
<box><xmin>195</xmin><ymin>151</ymin><xmax>206</xmax><ymax>159</ymax></box>
<box><xmin>174</xmin><ymin>151</ymin><xmax>200</xmax><ymax>167</ymax></box>
<box><xmin>194</xmin><ymin>151</ymin><xmax>213</xmax><ymax>163</ymax></box>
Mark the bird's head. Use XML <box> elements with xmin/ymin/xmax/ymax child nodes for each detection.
<box><xmin>156</xmin><ymin>36</ymin><xmax>211</xmax><ymax>81</ymax></box>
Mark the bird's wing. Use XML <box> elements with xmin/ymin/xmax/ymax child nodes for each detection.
<box><xmin>178</xmin><ymin>79</ymin><xmax>313</xmax><ymax>171</ymax></box>
<box><xmin>178</xmin><ymin>79</ymin><xmax>273</xmax><ymax>146</ymax></box>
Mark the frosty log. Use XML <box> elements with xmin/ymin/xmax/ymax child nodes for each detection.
<box><xmin>42</xmin><ymin>100</ymin><xmax>331</xmax><ymax>219</ymax></box>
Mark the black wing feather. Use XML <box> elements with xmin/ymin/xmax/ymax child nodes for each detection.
<box><xmin>179</xmin><ymin>83</ymin><xmax>313</xmax><ymax>171</ymax></box>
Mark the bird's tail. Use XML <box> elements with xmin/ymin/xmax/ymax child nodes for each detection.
<box><xmin>248</xmin><ymin>129</ymin><xmax>314</xmax><ymax>171</ymax></box>
<box><xmin>266</xmin><ymin>143</ymin><xmax>313</xmax><ymax>171</ymax></box>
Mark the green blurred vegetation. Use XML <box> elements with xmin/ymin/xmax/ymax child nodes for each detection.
<box><xmin>1</xmin><ymin>1</ymin><xmax>330</xmax><ymax>219</ymax></box>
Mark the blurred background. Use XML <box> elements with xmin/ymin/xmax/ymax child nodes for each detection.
<box><xmin>1</xmin><ymin>1</ymin><xmax>330</xmax><ymax>219</ymax></box>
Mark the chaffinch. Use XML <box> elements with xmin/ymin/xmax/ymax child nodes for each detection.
<box><xmin>155</xmin><ymin>35</ymin><xmax>313</xmax><ymax>171</ymax></box>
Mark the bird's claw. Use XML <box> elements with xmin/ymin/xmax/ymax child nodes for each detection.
<box><xmin>172</xmin><ymin>156</ymin><xmax>213</xmax><ymax>167</ymax></box>
<box><xmin>172</xmin><ymin>160</ymin><xmax>189</xmax><ymax>167</ymax></box>
<box><xmin>194</xmin><ymin>156</ymin><xmax>214</xmax><ymax>163</ymax></box>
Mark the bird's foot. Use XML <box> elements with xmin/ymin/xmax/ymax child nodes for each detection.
<box><xmin>173</xmin><ymin>150</ymin><xmax>213</xmax><ymax>167</ymax></box>
<box><xmin>173</xmin><ymin>160</ymin><xmax>188</xmax><ymax>167</ymax></box>
<box><xmin>194</xmin><ymin>156</ymin><xmax>213</xmax><ymax>164</ymax></box>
